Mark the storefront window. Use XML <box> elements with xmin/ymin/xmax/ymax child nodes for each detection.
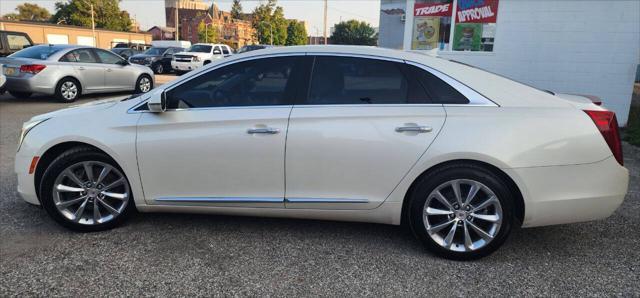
<box><xmin>452</xmin><ymin>0</ymin><xmax>498</xmax><ymax>51</ymax></box>
<box><xmin>412</xmin><ymin>0</ymin><xmax>452</xmax><ymax>50</ymax></box>
<box><xmin>408</xmin><ymin>0</ymin><xmax>498</xmax><ymax>52</ymax></box>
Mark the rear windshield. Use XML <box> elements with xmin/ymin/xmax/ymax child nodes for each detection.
<box><xmin>9</xmin><ymin>46</ymin><xmax>62</xmax><ymax>60</ymax></box>
<box><xmin>144</xmin><ymin>47</ymin><xmax>167</xmax><ymax>55</ymax></box>
<box><xmin>188</xmin><ymin>45</ymin><xmax>212</xmax><ymax>53</ymax></box>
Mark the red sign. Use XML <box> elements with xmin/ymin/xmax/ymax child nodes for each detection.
<box><xmin>414</xmin><ymin>3</ymin><xmax>452</xmax><ymax>17</ymax></box>
<box><xmin>455</xmin><ymin>0</ymin><xmax>499</xmax><ymax>23</ymax></box>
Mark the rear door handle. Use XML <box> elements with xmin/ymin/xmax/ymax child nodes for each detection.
<box><xmin>78</xmin><ymin>67</ymin><xmax>85</xmax><ymax>70</ymax></box>
<box><xmin>106</xmin><ymin>68</ymin><xmax>113</xmax><ymax>72</ymax></box>
<box><xmin>395</xmin><ymin>126</ymin><xmax>433</xmax><ymax>133</ymax></box>
<box><xmin>247</xmin><ymin>127</ymin><xmax>280</xmax><ymax>134</ymax></box>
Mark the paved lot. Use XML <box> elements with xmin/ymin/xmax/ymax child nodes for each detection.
<box><xmin>0</xmin><ymin>87</ymin><xmax>639</xmax><ymax>296</ymax></box>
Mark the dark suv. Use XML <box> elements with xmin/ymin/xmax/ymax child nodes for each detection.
<box><xmin>128</xmin><ymin>46</ymin><xmax>183</xmax><ymax>74</ymax></box>
<box><xmin>0</xmin><ymin>31</ymin><xmax>34</xmax><ymax>57</ymax></box>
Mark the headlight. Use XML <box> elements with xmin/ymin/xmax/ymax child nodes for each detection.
<box><xmin>144</xmin><ymin>57</ymin><xmax>153</xmax><ymax>64</ymax></box>
<box><xmin>193</xmin><ymin>56</ymin><xmax>200</xmax><ymax>62</ymax></box>
<box><xmin>18</xmin><ymin>118</ymin><xmax>49</xmax><ymax>152</ymax></box>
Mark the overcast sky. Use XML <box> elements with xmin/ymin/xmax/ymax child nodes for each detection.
<box><xmin>0</xmin><ymin>0</ymin><xmax>381</xmax><ymax>34</ymax></box>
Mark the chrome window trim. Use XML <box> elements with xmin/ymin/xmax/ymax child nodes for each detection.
<box><xmin>405</xmin><ymin>60</ymin><xmax>498</xmax><ymax>106</ymax></box>
<box><xmin>127</xmin><ymin>51</ymin><xmax>498</xmax><ymax>114</ymax></box>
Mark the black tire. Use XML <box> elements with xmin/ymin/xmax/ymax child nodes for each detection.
<box><xmin>39</xmin><ymin>147</ymin><xmax>135</xmax><ymax>232</ymax></box>
<box><xmin>54</xmin><ymin>77</ymin><xmax>81</xmax><ymax>103</ymax></box>
<box><xmin>134</xmin><ymin>74</ymin><xmax>153</xmax><ymax>94</ymax></box>
<box><xmin>9</xmin><ymin>91</ymin><xmax>32</xmax><ymax>98</ymax></box>
<box><xmin>406</xmin><ymin>163</ymin><xmax>515</xmax><ymax>260</ymax></box>
<box><xmin>153</xmin><ymin>63</ymin><xmax>164</xmax><ymax>74</ymax></box>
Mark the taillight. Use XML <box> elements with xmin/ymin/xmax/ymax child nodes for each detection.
<box><xmin>20</xmin><ymin>64</ymin><xmax>46</xmax><ymax>74</ymax></box>
<box><xmin>584</xmin><ymin>110</ymin><xmax>623</xmax><ymax>166</ymax></box>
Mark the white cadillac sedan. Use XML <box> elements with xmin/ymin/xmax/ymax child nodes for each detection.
<box><xmin>15</xmin><ymin>46</ymin><xmax>628</xmax><ymax>260</ymax></box>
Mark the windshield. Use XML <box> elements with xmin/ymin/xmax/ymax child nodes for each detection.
<box><xmin>188</xmin><ymin>45</ymin><xmax>212</xmax><ymax>53</ymax></box>
<box><xmin>9</xmin><ymin>45</ymin><xmax>62</xmax><ymax>60</ymax></box>
<box><xmin>144</xmin><ymin>47</ymin><xmax>167</xmax><ymax>55</ymax></box>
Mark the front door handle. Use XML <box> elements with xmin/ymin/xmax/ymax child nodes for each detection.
<box><xmin>106</xmin><ymin>68</ymin><xmax>113</xmax><ymax>72</ymax></box>
<box><xmin>247</xmin><ymin>127</ymin><xmax>280</xmax><ymax>134</ymax></box>
<box><xmin>395</xmin><ymin>126</ymin><xmax>433</xmax><ymax>133</ymax></box>
<box><xmin>78</xmin><ymin>66</ymin><xmax>85</xmax><ymax>70</ymax></box>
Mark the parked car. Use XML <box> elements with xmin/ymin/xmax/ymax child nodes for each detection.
<box><xmin>1</xmin><ymin>44</ymin><xmax>154</xmax><ymax>102</ymax></box>
<box><xmin>128</xmin><ymin>46</ymin><xmax>183</xmax><ymax>74</ymax></box>
<box><xmin>15</xmin><ymin>46</ymin><xmax>628</xmax><ymax>260</ymax></box>
<box><xmin>171</xmin><ymin>43</ymin><xmax>232</xmax><ymax>74</ymax></box>
<box><xmin>0</xmin><ymin>64</ymin><xmax>6</xmax><ymax>91</ymax></box>
<box><xmin>237</xmin><ymin>44</ymin><xmax>276</xmax><ymax>53</ymax></box>
<box><xmin>110</xmin><ymin>42</ymin><xmax>151</xmax><ymax>51</ymax></box>
<box><xmin>110</xmin><ymin>48</ymin><xmax>142</xmax><ymax>60</ymax></box>
<box><xmin>0</xmin><ymin>30</ymin><xmax>34</xmax><ymax>57</ymax></box>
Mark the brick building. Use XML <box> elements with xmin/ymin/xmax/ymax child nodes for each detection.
<box><xmin>164</xmin><ymin>0</ymin><xmax>256</xmax><ymax>49</ymax></box>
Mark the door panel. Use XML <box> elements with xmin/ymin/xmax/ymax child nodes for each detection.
<box><xmin>94</xmin><ymin>49</ymin><xmax>134</xmax><ymax>90</ymax></box>
<box><xmin>103</xmin><ymin>64</ymin><xmax>136</xmax><ymax>90</ymax></box>
<box><xmin>285</xmin><ymin>105</ymin><xmax>446</xmax><ymax>209</ymax></box>
<box><xmin>136</xmin><ymin>107</ymin><xmax>291</xmax><ymax>207</ymax></box>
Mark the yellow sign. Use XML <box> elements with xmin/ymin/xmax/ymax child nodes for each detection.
<box><xmin>412</xmin><ymin>16</ymin><xmax>440</xmax><ymax>50</ymax></box>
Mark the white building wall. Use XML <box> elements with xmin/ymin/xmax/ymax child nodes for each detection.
<box><xmin>400</xmin><ymin>0</ymin><xmax>639</xmax><ymax>125</ymax></box>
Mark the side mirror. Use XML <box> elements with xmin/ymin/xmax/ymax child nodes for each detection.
<box><xmin>213</xmin><ymin>50</ymin><xmax>222</xmax><ymax>55</ymax></box>
<box><xmin>147</xmin><ymin>91</ymin><xmax>167</xmax><ymax>113</ymax></box>
<box><xmin>117</xmin><ymin>59</ymin><xmax>129</xmax><ymax>66</ymax></box>
<box><xmin>163</xmin><ymin>53</ymin><xmax>172</xmax><ymax>57</ymax></box>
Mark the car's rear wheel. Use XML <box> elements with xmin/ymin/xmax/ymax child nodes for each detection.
<box><xmin>9</xmin><ymin>91</ymin><xmax>32</xmax><ymax>98</ymax></box>
<box><xmin>407</xmin><ymin>163</ymin><xmax>514</xmax><ymax>260</ymax></box>
<box><xmin>39</xmin><ymin>147</ymin><xmax>134</xmax><ymax>232</ymax></box>
<box><xmin>135</xmin><ymin>75</ymin><xmax>153</xmax><ymax>94</ymax></box>
<box><xmin>55</xmin><ymin>78</ymin><xmax>81</xmax><ymax>103</ymax></box>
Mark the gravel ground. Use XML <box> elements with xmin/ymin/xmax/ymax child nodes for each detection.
<box><xmin>0</xmin><ymin>90</ymin><xmax>639</xmax><ymax>296</ymax></box>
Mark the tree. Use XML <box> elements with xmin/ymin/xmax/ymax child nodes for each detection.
<box><xmin>52</xmin><ymin>0</ymin><xmax>132</xmax><ymax>31</ymax></box>
<box><xmin>198</xmin><ymin>21</ymin><xmax>218</xmax><ymax>43</ymax></box>
<box><xmin>230</xmin><ymin>0</ymin><xmax>243</xmax><ymax>20</ymax></box>
<box><xmin>330</xmin><ymin>20</ymin><xmax>377</xmax><ymax>46</ymax></box>
<box><xmin>286</xmin><ymin>21</ymin><xmax>307</xmax><ymax>46</ymax></box>
<box><xmin>2</xmin><ymin>3</ymin><xmax>51</xmax><ymax>21</ymax></box>
<box><xmin>271</xmin><ymin>7</ymin><xmax>288</xmax><ymax>45</ymax></box>
<box><xmin>251</xmin><ymin>0</ymin><xmax>276</xmax><ymax>44</ymax></box>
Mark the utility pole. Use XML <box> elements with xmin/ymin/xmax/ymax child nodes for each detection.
<box><xmin>323</xmin><ymin>0</ymin><xmax>328</xmax><ymax>44</ymax></box>
<box><xmin>175</xmin><ymin>0</ymin><xmax>179</xmax><ymax>41</ymax></box>
<box><xmin>90</xmin><ymin>4</ymin><xmax>96</xmax><ymax>46</ymax></box>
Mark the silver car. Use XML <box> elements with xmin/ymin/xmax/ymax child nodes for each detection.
<box><xmin>1</xmin><ymin>44</ymin><xmax>154</xmax><ymax>102</ymax></box>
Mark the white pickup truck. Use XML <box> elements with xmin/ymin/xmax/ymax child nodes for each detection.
<box><xmin>171</xmin><ymin>43</ymin><xmax>233</xmax><ymax>74</ymax></box>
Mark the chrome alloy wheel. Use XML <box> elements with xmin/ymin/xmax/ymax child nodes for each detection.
<box><xmin>139</xmin><ymin>76</ymin><xmax>151</xmax><ymax>93</ymax></box>
<box><xmin>52</xmin><ymin>161</ymin><xmax>130</xmax><ymax>225</ymax></box>
<box><xmin>60</xmin><ymin>81</ymin><xmax>78</xmax><ymax>100</ymax></box>
<box><xmin>423</xmin><ymin>179</ymin><xmax>502</xmax><ymax>252</ymax></box>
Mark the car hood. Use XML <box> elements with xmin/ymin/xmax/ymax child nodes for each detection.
<box><xmin>130</xmin><ymin>54</ymin><xmax>160</xmax><ymax>59</ymax></box>
<box><xmin>30</xmin><ymin>97</ymin><xmax>125</xmax><ymax>121</ymax></box>
<box><xmin>174</xmin><ymin>51</ymin><xmax>211</xmax><ymax>57</ymax></box>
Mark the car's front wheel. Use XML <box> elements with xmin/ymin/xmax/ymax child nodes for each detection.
<box><xmin>55</xmin><ymin>78</ymin><xmax>81</xmax><ymax>103</ymax></box>
<box><xmin>39</xmin><ymin>147</ymin><xmax>134</xmax><ymax>232</ymax></box>
<box><xmin>407</xmin><ymin>163</ymin><xmax>515</xmax><ymax>260</ymax></box>
<box><xmin>135</xmin><ymin>74</ymin><xmax>153</xmax><ymax>94</ymax></box>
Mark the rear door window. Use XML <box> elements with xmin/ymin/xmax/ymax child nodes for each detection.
<box><xmin>306</xmin><ymin>56</ymin><xmax>428</xmax><ymax>105</ymax></box>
